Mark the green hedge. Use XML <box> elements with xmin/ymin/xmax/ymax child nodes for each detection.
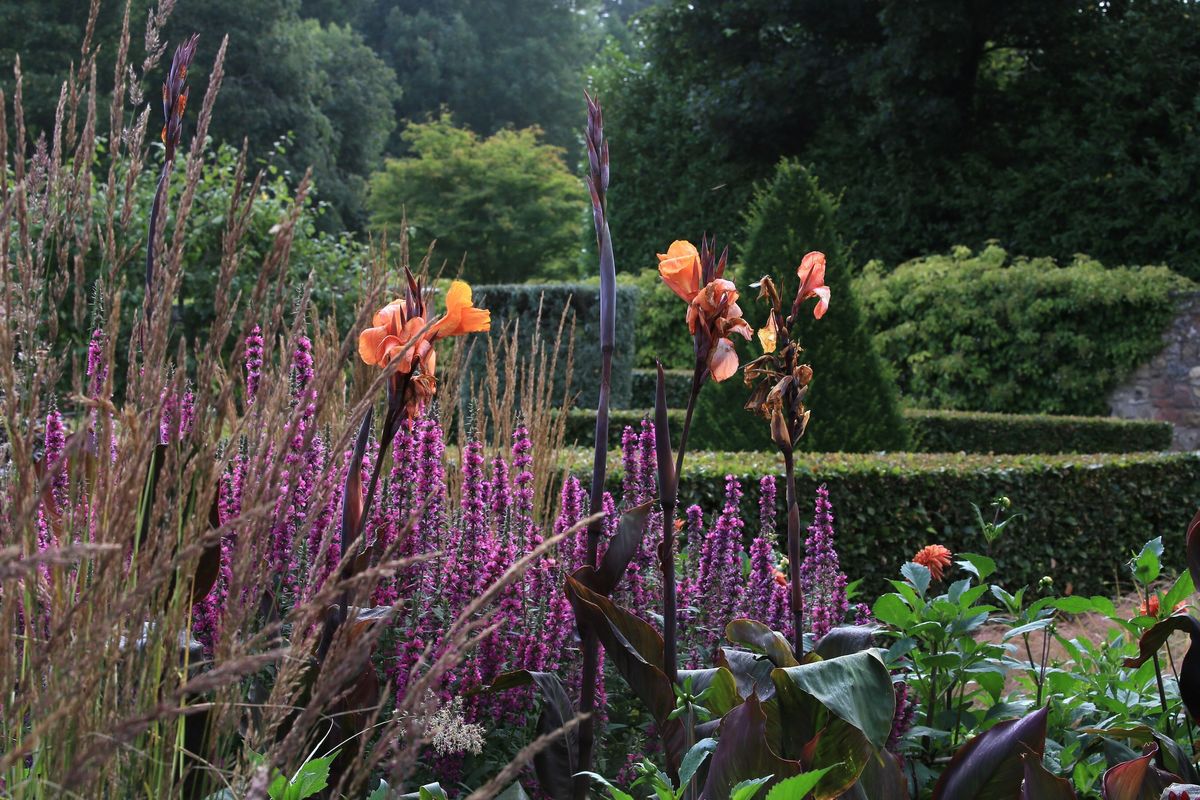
<box><xmin>855</xmin><ymin>246</ymin><xmax>1194</xmax><ymax>415</ymax></box>
<box><xmin>566</xmin><ymin>449</ymin><xmax>1200</xmax><ymax>597</ymax></box>
<box><xmin>470</xmin><ymin>284</ymin><xmax>638</xmax><ymax>408</ymax></box>
<box><xmin>628</xmin><ymin>368</ymin><xmax>691</xmax><ymax>409</ymax></box>
<box><xmin>907</xmin><ymin>409</ymin><xmax>1173</xmax><ymax>454</ymax></box>
<box><xmin>564</xmin><ymin>408</ymin><xmax>684</xmax><ymax>449</ymax></box>
<box><xmin>574</xmin><ymin>406</ymin><xmax>1173</xmax><ymax>455</ymax></box>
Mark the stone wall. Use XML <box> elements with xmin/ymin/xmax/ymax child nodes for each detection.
<box><xmin>1109</xmin><ymin>291</ymin><xmax>1200</xmax><ymax>450</ymax></box>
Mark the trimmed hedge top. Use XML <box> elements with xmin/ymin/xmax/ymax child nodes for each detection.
<box><xmin>855</xmin><ymin>245</ymin><xmax>1194</xmax><ymax>415</ymax></box>
<box><xmin>563</xmin><ymin>448</ymin><xmax>1200</xmax><ymax>597</ymax></box>
<box><xmin>906</xmin><ymin>408</ymin><xmax>1172</xmax><ymax>454</ymax></box>
<box><xmin>590</xmin><ymin>399</ymin><xmax>1174</xmax><ymax>455</ymax></box>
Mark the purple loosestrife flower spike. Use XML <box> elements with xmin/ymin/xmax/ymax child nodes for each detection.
<box><xmin>244</xmin><ymin>325</ymin><xmax>264</xmax><ymax>403</ymax></box>
<box><xmin>86</xmin><ymin>328</ymin><xmax>108</xmax><ymax>396</ymax></box>
<box><xmin>799</xmin><ymin>484</ymin><xmax>849</xmax><ymax>640</ymax></box>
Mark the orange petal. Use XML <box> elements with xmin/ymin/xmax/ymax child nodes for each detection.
<box><xmin>373</xmin><ymin>300</ymin><xmax>405</xmax><ymax>329</ymax></box>
<box><xmin>757</xmin><ymin>325</ymin><xmax>777</xmax><ymax>354</ymax></box>
<box><xmin>797</xmin><ymin>251</ymin><xmax>826</xmax><ymax>292</ymax></box>
<box><xmin>358</xmin><ymin>325</ymin><xmax>391</xmax><ymax>366</ymax></box>
<box><xmin>434</xmin><ymin>280</ymin><xmax>491</xmax><ymax>337</ymax></box>
<box><xmin>812</xmin><ymin>286</ymin><xmax>830</xmax><ymax>319</ymax></box>
<box><xmin>658</xmin><ymin>240</ymin><xmax>701</xmax><ymax>301</ymax></box>
<box><xmin>708</xmin><ymin>337</ymin><xmax>739</xmax><ymax>382</ymax></box>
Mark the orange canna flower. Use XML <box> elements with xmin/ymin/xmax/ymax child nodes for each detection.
<box><xmin>658</xmin><ymin>238</ymin><xmax>754</xmax><ymax>384</ymax></box>
<box><xmin>432</xmin><ymin>280</ymin><xmax>492</xmax><ymax>338</ymax></box>
<box><xmin>657</xmin><ymin>240</ymin><xmax>703</xmax><ymax>302</ymax></box>
<box><xmin>1139</xmin><ymin>595</ymin><xmax>1160</xmax><ymax>617</ymax></box>
<box><xmin>358</xmin><ymin>279</ymin><xmax>490</xmax><ymax>416</ymax></box>
<box><xmin>796</xmin><ymin>251</ymin><xmax>831</xmax><ymax>320</ymax></box>
<box><xmin>913</xmin><ymin>544</ymin><xmax>953</xmax><ymax>582</ymax></box>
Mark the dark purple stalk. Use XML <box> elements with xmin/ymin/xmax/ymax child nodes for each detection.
<box><xmin>783</xmin><ymin>449</ymin><xmax>803</xmax><ymax>657</ymax></box>
<box><xmin>654</xmin><ymin>363</ymin><xmax>680</xmax><ymax>686</ymax></box>
<box><xmin>575</xmin><ymin>92</ymin><xmax>615</xmax><ymax>799</ymax></box>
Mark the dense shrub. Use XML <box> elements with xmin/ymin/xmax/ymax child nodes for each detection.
<box><xmin>568</xmin><ymin>448</ymin><xmax>1200</xmax><ymax>596</ymax></box>
<box><xmin>710</xmin><ymin>159</ymin><xmax>908</xmax><ymax>453</ymax></box>
<box><xmin>907</xmin><ymin>409</ymin><xmax>1173</xmax><ymax>454</ymax></box>
<box><xmin>470</xmin><ymin>283</ymin><xmax>638</xmax><ymax>408</ymax></box>
<box><xmin>628</xmin><ymin>368</ymin><xmax>691</xmax><ymax>409</ymax></box>
<box><xmin>856</xmin><ymin>245</ymin><xmax>1193</xmax><ymax>415</ymax></box>
<box><xmin>367</xmin><ymin>116</ymin><xmax>586</xmax><ymax>283</ymax></box>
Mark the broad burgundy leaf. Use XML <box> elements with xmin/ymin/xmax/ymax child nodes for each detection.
<box><xmin>835</xmin><ymin>750</ymin><xmax>910</xmax><ymax>800</ymax></box>
<box><xmin>190</xmin><ymin>488</ymin><xmax>224</xmax><ymax>605</ymax></box>
<box><xmin>340</xmin><ymin>408</ymin><xmax>373</xmax><ymax>563</ymax></box>
<box><xmin>1102</xmin><ymin>743</ymin><xmax>1180</xmax><ymax>800</ymax></box>
<box><xmin>591</xmin><ymin>500</ymin><xmax>654</xmax><ymax>597</ymax></box>
<box><xmin>815</xmin><ymin>626</ymin><xmax>880</xmax><ymax>660</ymax></box>
<box><xmin>1187</xmin><ymin>507</ymin><xmax>1200</xmax><ymax>593</ymax></box>
<box><xmin>1021</xmin><ymin>752</ymin><xmax>1076</xmax><ymax>799</ymax></box>
<box><xmin>719</xmin><ymin>647</ymin><xmax>777</xmax><ymax>701</ymax></box>
<box><xmin>726</xmin><ymin>619</ymin><xmax>800</xmax><ymax>667</ymax></box>
<box><xmin>565</xmin><ymin>573</ymin><xmax>685</xmax><ymax>769</ymax></box>
<box><xmin>770</xmin><ymin>651</ymin><xmax>895</xmax><ymax>749</ymax></box>
<box><xmin>701</xmin><ymin>695</ymin><xmax>804</xmax><ymax>800</ymax></box>
<box><xmin>931</xmin><ymin>706</ymin><xmax>1049</xmax><ymax>800</ymax></box>
<box><xmin>484</xmin><ymin>670</ymin><xmax>576</xmax><ymax>800</ymax></box>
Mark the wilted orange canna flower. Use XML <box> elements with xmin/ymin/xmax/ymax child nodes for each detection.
<box><xmin>795</xmin><ymin>251</ymin><xmax>831</xmax><ymax>320</ymax></box>
<box><xmin>657</xmin><ymin>238</ymin><xmax>752</xmax><ymax>382</ymax></box>
<box><xmin>358</xmin><ymin>278</ymin><xmax>490</xmax><ymax>416</ymax></box>
<box><xmin>913</xmin><ymin>544</ymin><xmax>953</xmax><ymax>582</ymax></box>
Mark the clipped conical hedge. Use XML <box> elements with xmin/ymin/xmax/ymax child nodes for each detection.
<box><xmin>694</xmin><ymin>159</ymin><xmax>908</xmax><ymax>452</ymax></box>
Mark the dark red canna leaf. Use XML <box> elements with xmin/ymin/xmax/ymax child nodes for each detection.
<box><xmin>1188</xmin><ymin>508</ymin><xmax>1200</xmax><ymax>601</ymax></box>
<box><xmin>1102</xmin><ymin>742</ymin><xmax>1180</xmax><ymax>800</ymax></box>
<box><xmin>1021</xmin><ymin>752</ymin><xmax>1076</xmax><ymax>799</ymax></box>
<box><xmin>590</xmin><ymin>500</ymin><xmax>654</xmax><ymax>597</ymax></box>
<box><xmin>700</xmin><ymin>694</ymin><xmax>805</xmax><ymax>800</ymax></box>
<box><xmin>484</xmin><ymin>671</ymin><xmax>577</xmax><ymax>800</ymax></box>
<box><xmin>932</xmin><ymin>706</ymin><xmax>1049</xmax><ymax>800</ymax></box>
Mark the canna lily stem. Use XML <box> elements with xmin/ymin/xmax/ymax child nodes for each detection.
<box><xmin>783</xmin><ymin>448</ymin><xmax>804</xmax><ymax>659</ymax></box>
<box><xmin>661</xmin><ymin>360</ymin><xmax>702</xmax><ymax>686</ymax></box>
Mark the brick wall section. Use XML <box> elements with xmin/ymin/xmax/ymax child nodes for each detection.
<box><xmin>1109</xmin><ymin>291</ymin><xmax>1200</xmax><ymax>449</ymax></box>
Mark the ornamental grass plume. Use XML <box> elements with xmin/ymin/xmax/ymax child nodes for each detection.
<box><xmin>913</xmin><ymin>544</ymin><xmax>954</xmax><ymax>582</ymax></box>
<box><xmin>0</xmin><ymin>9</ymin><xmax>587</xmax><ymax>795</ymax></box>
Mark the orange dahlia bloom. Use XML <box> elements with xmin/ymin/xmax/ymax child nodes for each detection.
<box><xmin>796</xmin><ymin>251</ymin><xmax>831</xmax><ymax>320</ymax></box>
<box><xmin>913</xmin><ymin>544</ymin><xmax>953</xmax><ymax>582</ymax></box>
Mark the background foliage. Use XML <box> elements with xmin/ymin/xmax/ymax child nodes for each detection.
<box><xmin>592</xmin><ymin>0</ymin><xmax>1200</xmax><ymax>279</ymax></box>
<box><xmin>856</xmin><ymin>245</ymin><xmax>1193</xmax><ymax>415</ymax></box>
<box><xmin>905</xmin><ymin>409</ymin><xmax>1174</xmax><ymax>455</ymax></box>
<box><xmin>368</xmin><ymin>117</ymin><xmax>585</xmax><ymax>283</ymax></box>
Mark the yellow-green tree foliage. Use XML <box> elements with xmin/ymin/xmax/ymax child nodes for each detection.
<box><xmin>368</xmin><ymin>117</ymin><xmax>585</xmax><ymax>284</ymax></box>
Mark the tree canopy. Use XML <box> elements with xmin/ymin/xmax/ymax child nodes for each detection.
<box><xmin>367</xmin><ymin>116</ymin><xmax>585</xmax><ymax>283</ymax></box>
